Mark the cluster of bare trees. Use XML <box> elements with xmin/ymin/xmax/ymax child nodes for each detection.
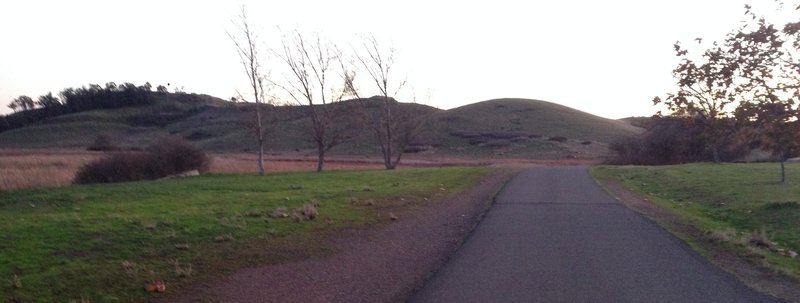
<box><xmin>654</xmin><ymin>3</ymin><xmax>800</xmax><ymax>182</ymax></box>
<box><xmin>230</xmin><ymin>8</ymin><xmax>430</xmax><ymax>174</ymax></box>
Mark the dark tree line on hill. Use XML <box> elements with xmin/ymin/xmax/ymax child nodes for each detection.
<box><xmin>615</xmin><ymin>3</ymin><xmax>800</xmax><ymax>182</ymax></box>
<box><xmin>1</xmin><ymin>82</ymin><xmax>170</xmax><ymax>133</ymax></box>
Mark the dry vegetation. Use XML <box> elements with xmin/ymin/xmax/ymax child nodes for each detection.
<box><xmin>0</xmin><ymin>149</ymin><xmax>599</xmax><ymax>190</ymax></box>
<box><xmin>0</xmin><ymin>149</ymin><xmax>102</xmax><ymax>190</ymax></box>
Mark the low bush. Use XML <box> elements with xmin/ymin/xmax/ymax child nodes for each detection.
<box><xmin>74</xmin><ymin>137</ymin><xmax>210</xmax><ymax>184</ymax></box>
<box><xmin>606</xmin><ymin>116</ymin><xmax>749</xmax><ymax>165</ymax></box>
<box><xmin>87</xmin><ymin>133</ymin><xmax>119</xmax><ymax>151</ymax></box>
<box><xmin>146</xmin><ymin>137</ymin><xmax>211</xmax><ymax>175</ymax></box>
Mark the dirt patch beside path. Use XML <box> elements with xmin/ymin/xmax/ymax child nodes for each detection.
<box><xmin>599</xmin><ymin>179</ymin><xmax>800</xmax><ymax>303</ymax></box>
<box><xmin>172</xmin><ymin>168</ymin><xmax>520</xmax><ymax>303</ymax></box>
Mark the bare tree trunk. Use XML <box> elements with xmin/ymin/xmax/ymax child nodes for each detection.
<box><xmin>231</xmin><ymin>7</ymin><xmax>268</xmax><ymax>176</ymax></box>
<box><xmin>316</xmin><ymin>142</ymin><xmax>325</xmax><ymax>172</ymax></box>
<box><xmin>710</xmin><ymin>145</ymin><xmax>720</xmax><ymax>164</ymax></box>
<box><xmin>258</xmin><ymin>128</ymin><xmax>265</xmax><ymax>176</ymax></box>
<box><xmin>390</xmin><ymin>149</ymin><xmax>404</xmax><ymax>170</ymax></box>
<box><xmin>781</xmin><ymin>160</ymin><xmax>786</xmax><ymax>184</ymax></box>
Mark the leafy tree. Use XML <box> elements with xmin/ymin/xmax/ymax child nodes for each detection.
<box><xmin>36</xmin><ymin>92</ymin><xmax>61</xmax><ymax>108</ymax></box>
<box><xmin>8</xmin><ymin>101</ymin><xmax>19</xmax><ymax>112</ymax></box>
<box><xmin>730</xmin><ymin>4</ymin><xmax>800</xmax><ymax>183</ymax></box>
<box><xmin>156</xmin><ymin>85</ymin><xmax>169</xmax><ymax>94</ymax></box>
<box><xmin>653</xmin><ymin>40</ymin><xmax>744</xmax><ymax>163</ymax></box>
<box><xmin>11</xmin><ymin>95</ymin><xmax>35</xmax><ymax>111</ymax></box>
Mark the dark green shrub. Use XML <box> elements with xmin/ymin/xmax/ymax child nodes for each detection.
<box><xmin>87</xmin><ymin>133</ymin><xmax>119</xmax><ymax>151</ymax></box>
<box><xmin>146</xmin><ymin>136</ymin><xmax>211</xmax><ymax>175</ymax></box>
<box><xmin>74</xmin><ymin>137</ymin><xmax>210</xmax><ymax>184</ymax></box>
<box><xmin>74</xmin><ymin>152</ymin><xmax>152</xmax><ymax>184</ymax></box>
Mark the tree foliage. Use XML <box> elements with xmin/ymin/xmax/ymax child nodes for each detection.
<box><xmin>646</xmin><ymin>3</ymin><xmax>800</xmax><ymax>182</ymax></box>
<box><xmin>1</xmin><ymin>82</ymin><xmax>160</xmax><ymax>133</ymax></box>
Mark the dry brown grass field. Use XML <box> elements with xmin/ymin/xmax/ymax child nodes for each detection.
<box><xmin>0</xmin><ymin>149</ymin><xmax>599</xmax><ymax>190</ymax></box>
<box><xmin>0</xmin><ymin>149</ymin><xmax>103</xmax><ymax>190</ymax></box>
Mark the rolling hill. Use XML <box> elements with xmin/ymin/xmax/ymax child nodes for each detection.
<box><xmin>0</xmin><ymin>96</ymin><xmax>642</xmax><ymax>160</ymax></box>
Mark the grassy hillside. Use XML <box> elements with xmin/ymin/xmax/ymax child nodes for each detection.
<box><xmin>432</xmin><ymin>98</ymin><xmax>642</xmax><ymax>158</ymax></box>
<box><xmin>0</xmin><ymin>96</ymin><xmax>641</xmax><ymax>159</ymax></box>
<box><xmin>442</xmin><ymin>98</ymin><xmax>641</xmax><ymax>141</ymax></box>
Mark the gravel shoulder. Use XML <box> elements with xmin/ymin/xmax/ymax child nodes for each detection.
<box><xmin>172</xmin><ymin>167</ymin><xmax>519</xmax><ymax>303</ymax></box>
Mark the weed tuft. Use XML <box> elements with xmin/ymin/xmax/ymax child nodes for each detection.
<box><xmin>172</xmin><ymin>259</ymin><xmax>193</xmax><ymax>278</ymax></box>
<box><xmin>11</xmin><ymin>274</ymin><xmax>22</xmax><ymax>289</ymax></box>
<box><xmin>213</xmin><ymin>234</ymin><xmax>235</xmax><ymax>243</ymax></box>
<box><xmin>269</xmin><ymin>207</ymin><xmax>289</xmax><ymax>218</ymax></box>
<box><xmin>174</xmin><ymin>243</ymin><xmax>190</xmax><ymax>250</ymax></box>
<box><xmin>707</xmin><ymin>228</ymin><xmax>738</xmax><ymax>244</ymax></box>
<box><xmin>292</xmin><ymin>203</ymin><xmax>318</xmax><ymax>222</ymax></box>
<box><xmin>242</xmin><ymin>209</ymin><xmax>264</xmax><ymax>217</ymax></box>
<box><xmin>747</xmin><ymin>228</ymin><xmax>772</xmax><ymax>249</ymax></box>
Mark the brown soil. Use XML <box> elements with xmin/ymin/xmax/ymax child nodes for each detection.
<box><xmin>599</xmin><ymin>179</ymin><xmax>800</xmax><ymax>303</ymax></box>
<box><xmin>171</xmin><ymin>168</ymin><xmax>521</xmax><ymax>303</ymax></box>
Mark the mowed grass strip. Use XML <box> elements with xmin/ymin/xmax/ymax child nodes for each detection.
<box><xmin>591</xmin><ymin>163</ymin><xmax>800</xmax><ymax>279</ymax></box>
<box><xmin>0</xmin><ymin>167</ymin><xmax>488</xmax><ymax>302</ymax></box>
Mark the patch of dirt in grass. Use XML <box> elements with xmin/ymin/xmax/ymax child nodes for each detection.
<box><xmin>600</xmin><ymin>179</ymin><xmax>800</xmax><ymax>303</ymax></box>
<box><xmin>169</xmin><ymin>168</ymin><xmax>520</xmax><ymax>303</ymax></box>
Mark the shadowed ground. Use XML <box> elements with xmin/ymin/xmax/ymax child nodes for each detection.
<box><xmin>410</xmin><ymin>166</ymin><xmax>782</xmax><ymax>303</ymax></box>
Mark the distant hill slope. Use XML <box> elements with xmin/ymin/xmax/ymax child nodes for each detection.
<box><xmin>0</xmin><ymin>96</ymin><xmax>642</xmax><ymax>160</ymax></box>
<box><xmin>442</xmin><ymin>98</ymin><xmax>641</xmax><ymax>142</ymax></box>
<box><xmin>427</xmin><ymin>98</ymin><xmax>642</xmax><ymax>158</ymax></box>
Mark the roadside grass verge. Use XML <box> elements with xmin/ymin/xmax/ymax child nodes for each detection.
<box><xmin>0</xmin><ymin>167</ymin><xmax>488</xmax><ymax>302</ymax></box>
<box><xmin>591</xmin><ymin>163</ymin><xmax>800</xmax><ymax>280</ymax></box>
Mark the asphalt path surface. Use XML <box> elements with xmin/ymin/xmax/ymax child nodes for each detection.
<box><xmin>410</xmin><ymin>166</ymin><xmax>781</xmax><ymax>303</ymax></box>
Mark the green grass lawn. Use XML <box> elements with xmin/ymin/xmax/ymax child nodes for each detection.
<box><xmin>0</xmin><ymin>167</ymin><xmax>488</xmax><ymax>302</ymax></box>
<box><xmin>591</xmin><ymin>162</ymin><xmax>800</xmax><ymax>279</ymax></box>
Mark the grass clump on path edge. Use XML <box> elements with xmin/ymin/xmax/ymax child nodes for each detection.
<box><xmin>0</xmin><ymin>167</ymin><xmax>488</xmax><ymax>302</ymax></box>
<box><xmin>591</xmin><ymin>163</ymin><xmax>800</xmax><ymax>281</ymax></box>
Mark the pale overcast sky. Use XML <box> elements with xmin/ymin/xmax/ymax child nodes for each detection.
<box><xmin>0</xmin><ymin>0</ymin><xmax>772</xmax><ymax>118</ymax></box>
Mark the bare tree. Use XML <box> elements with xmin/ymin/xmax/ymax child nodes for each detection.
<box><xmin>273</xmin><ymin>30</ymin><xmax>356</xmax><ymax>172</ymax></box>
<box><xmin>230</xmin><ymin>7</ymin><xmax>270</xmax><ymax>176</ymax></box>
<box><xmin>347</xmin><ymin>36</ymin><xmax>430</xmax><ymax>170</ymax></box>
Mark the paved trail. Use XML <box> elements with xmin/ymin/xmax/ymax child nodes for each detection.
<box><xmin>410</xmin><ymin>166</ymin><xmax>781</xmax><ymax>303</ymax></box>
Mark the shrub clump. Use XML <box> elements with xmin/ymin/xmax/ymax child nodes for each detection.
<box><xmin>74</xmin><ymin>137</ymin><xmax>210</xmax><ymax>184</ymax></box>
<box><xmin>87</xmin><ymin>133</ymin><xmax>119</xmax><ymax>151</ymax></box>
